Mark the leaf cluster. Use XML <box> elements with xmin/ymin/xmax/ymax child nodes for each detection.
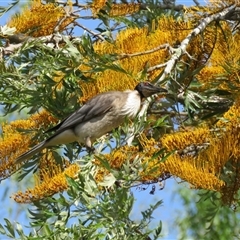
<box><xmin>0</xmin><ymin>0</ymin><xmax>240</xmax><ymax>239</ymax></box>
<box><xmin>0</xmin><ymin>157</ymin><xmax>163</xmax><ymax>239</ymax></box>
<box><xmin>176</xmin><ymin>188</ymin><xmax>240</xmax><ymax>240</ymax></box>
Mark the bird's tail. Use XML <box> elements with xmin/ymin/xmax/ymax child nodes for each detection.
<box><xmin>15</xmin><ymin>140</ymin><xmax>47</xmax><ymax>164</ymax></box>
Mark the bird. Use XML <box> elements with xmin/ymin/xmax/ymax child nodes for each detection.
<box><xmin>15</xmin><ymin>82</ymin><xmax>167</xmax><ymax>163</ymax></box>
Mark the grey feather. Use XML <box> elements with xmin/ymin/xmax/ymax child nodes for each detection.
<box><xmin>46</xmin><ymin>92</ymin><xmax>123</xmax><ymax>135</ymax></box>
<box><xmin>16</xmin><ymin>141</ymin><xmax>46</xmax><ymax>164</ymax></box>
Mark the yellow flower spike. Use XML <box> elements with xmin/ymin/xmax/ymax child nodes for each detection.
<box><xmin>161</xmin><ymin>127</ymin><xmax>210</xmax><ymax>152</ymax></box>
<box><xmin>197</xmin><ymin>23</ymin><xmax>240</xmax><ymax>91</ymax></box>
<box><xmin>109</xmin><ymin>4</ymin><xmax>141</xmax><ymax>17</ymax></box>
<box><xmin>140</xmin><ymin>157</ymin><xmax>162</xmax><ymax>181</ymax></box>
<box><xmin>211</xmin><ymin>99</ymin><xmax>240</xmax><ymax>204</ymax></box>
<box><xmin>197</xmin><ymin>66</ymin><xmax>225</xmax><ymax>85</ymax></box>
<box><xmin>95</xmin><ymin>135</ymin><xmax>161</xmax><ymax>183</ymax></box>
<box><xmin>215</xmin><ymin>99</ymin><xmax>240</xmax><ymax>159</ymax></box>
<box><xmin>94</xmin><ymin>168</ymin><xmax>106</xmax><ymax>183</ymax></box>
<box><xmin>139</xmin><ymin>131</ymin><xmax>228</xmax><ymax>191</ymax></box>
<box><xmin>0</xmin><ymin>132</ymin><xmax>30</xmax><ymax>179</ymax></box>
<box><xmin>12</xmin><ymin>163</ymin><xmax>80</xmax><ymax>203</ymax></box>
<box><xmin>91</xmin><ymin>0</ymin><xmax>107</xmax><ymax>15</ymax></box>
<box><xmin>78</xmin><ymin>81</ymin><xmax>99</xmax><ymax>103</ymax></box>
<box><xmin>93</xmin><ymin>130</ymin><xmax>228</xmax><ymax>192</ymax></box>
<box><xmin>218</xmin><ymin>98</ymin><xmax>240</xmax><ymax>125</ymax></box>
<box><xmin>162</xmin><ymin>154</ymin><xmax>225</xmax><ymax>191</ymax></box>
<box><xmin>138</xmin><ymin>134</ymin><xmax>158</xmax><ymax>152</ymax></box>
<box><xmin>0</xmin><ymin>110</ymin><xmax>57</xmax><ymax>180</ymax></box>
<box><xmin>30</xmin><ymin>110</ymin><xmax>58</xmax><ymax>129</ymax></box>
<box><xmin>91</xmin><ymin>1</ymin><xmax>140</xmax><ymax>17</ymax></box>
<box><xmin>38</xmin><ymin>150</ymin><xmax>71</xmax><ymax>182</ymax></box>
<box><xmin>78</xmin><ymin>16</ymin><xmax>194</xmax><ymax>94</ymax></box>
<box><xmin>8</xmin><ymin>1</ymin><xmax>74</xmax><ymax>37</ymax></box>
<box><xmin>102</xmin><ymin>145</ymin><xmax>139</xmax><ymax>169</ymax></box>
<box><xmin>94</xmin><ymin>145</ymin><xmax>139</xmax><ymax>183</ymax></box>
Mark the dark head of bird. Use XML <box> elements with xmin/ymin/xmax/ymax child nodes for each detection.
<box><xmin>135</xmin><ymin>82</ymin><xmax>167</xmax><ymax>99</ymax></box>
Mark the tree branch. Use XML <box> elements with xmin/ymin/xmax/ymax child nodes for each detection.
<box><xmin>139</xmin><ymin>2</ymin><xmax>184</xmax><ymax>11</ymax></box>
<box><xmin>74</xmin><ymin>22</ymin><xmax>105</xmax><ymax>41</ymax></box>
<box><xmin>127</xmin><ymin>3</ymin><xmax>237</xmax><ymax>146</ymax></box>
<box><xmin>118</xmin><ymin>43</ymin><xmax>171</xmax><ymax>59</ymax></box>
<box><xmin>0</xmin><ymin>34</ymin><xmax>82</xmax><ymax>56</ymax></box>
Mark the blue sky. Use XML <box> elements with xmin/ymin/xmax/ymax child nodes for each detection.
<box><xmin>0</xmin><ymin>0</ymin><xmax>207</xmax><ymax>239</ymax></box>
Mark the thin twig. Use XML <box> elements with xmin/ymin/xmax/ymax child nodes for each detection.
<box><xmin>193</xmin><ymin>0</ymin><xmax>200</xmax><ymax>6</ymax></box>
<box><xmin>147</xmin><ymin>63</ymin><xmax>167</xmax><ymax>72</ymax></box>
<box><xmin>118</xmin><ymin>43</ymin><xmax>171</xmax><ymax>59</ymax></box>
<box><xmin>74</xmin><ymin>22</ymin><xmax>105</xmax><ymax>41</ymax></box>
<box><xmin>56</xmin><ymin>0</ymin><xmax>87</xmax><ymax>8</ymax></box>
<box><xmin>140</xmin><ymin>3</ymin><xmax>184</xmax><ymax>11</ymax></box>
<box><xmin>148</xmin><ymin>110</ymin><xmax>188</xmax><ymax>116</ymax></box>
<box><xmin>54</xmin><ymin>12</ymin><xmax>69</xmax><ymax>33</ymax></box>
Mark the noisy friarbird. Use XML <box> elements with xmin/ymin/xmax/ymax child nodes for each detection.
<box><xmin>15</xmin><ymin>82</ymin><xmax>167</xmax><ymax>163</ymax></box>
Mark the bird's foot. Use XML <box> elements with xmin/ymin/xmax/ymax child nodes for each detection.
<box><xmin>86</xmin><ymin>146</ymin><xmax>96</xmax><ymax>154</ymax></box>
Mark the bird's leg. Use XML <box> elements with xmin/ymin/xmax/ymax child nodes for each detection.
<box><xmin>85</xmin><ymin>137</ymin><xmax>96</xmax><ymax>154</ymax></box>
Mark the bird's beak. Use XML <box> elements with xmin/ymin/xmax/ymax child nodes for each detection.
<box><xmin>143</xmin><ymin>83</ymin><xmax>167</xmax><ymax>97</ymax></box>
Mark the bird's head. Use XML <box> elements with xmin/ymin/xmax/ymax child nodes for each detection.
<box><xmin>134</xmin><ymin>82</ymin><xmax>167</xmax><ymax>98</ymax></box>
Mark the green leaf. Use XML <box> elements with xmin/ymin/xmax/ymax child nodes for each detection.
<box><xmin>0</xmin><ymin>224</ymin><xmax>6</xmax><ymax>235</ymax></box>
<box><xmin>0</xmin><ymin>0</ymin><xmax>20</xmax><ymax>17</ymax></box>
<box><xmin>94</xmin><ymin>155</ymin><xmax>111</xmax><ymax>171</ymax></box>
<box><xmin>99</xmin><ymin>173</ymin><xmax>116</xmax><ymax>187</ymax></box>
<box><xmin>153</xmin><ymin>221</ymin><xmax>162</xmax><ymax>240</ymax></box>
<box><xmin>4</xmin><ymin>218</ymin><xmax>15</xmax><ymax>238</ymax></box>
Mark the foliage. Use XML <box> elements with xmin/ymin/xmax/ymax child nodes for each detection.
<box><xmin>0</xmin><ymin>0</ymin><xmax>240</xmax><ymax>239</ymax></box>
<box><xmin>176</xmin><ymin>187</ymin><xmax>240</xmax><ymax>240</ymax></box>
<box><xmin>1</xmin><ymin>157</ymin><xmax>163</xmax><ymax>239</ymax></box>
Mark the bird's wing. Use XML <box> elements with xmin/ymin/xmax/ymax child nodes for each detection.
<box><xmin>47</xmin><ymin>91</ymin><xmax>122</xmax><ymax>134</ymax></box>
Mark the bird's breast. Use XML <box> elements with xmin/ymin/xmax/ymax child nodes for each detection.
<box><xmin>74</xmin><ymin>114</ymin><xmax>123</xmax><ymax>143</ymax></box>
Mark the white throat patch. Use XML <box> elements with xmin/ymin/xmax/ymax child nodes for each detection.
<box><xmin>121</xmin><ymin>91</ymin><xmax>141</xmax><ymax>118</ymax></box>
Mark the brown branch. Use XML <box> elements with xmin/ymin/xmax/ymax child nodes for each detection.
<box><xmin>193</xmin><ymin>0</ymin><xmax>200</xmax><ymax>6</ymax></box>
<box><xmin>148</xmin><ymin>110</ymin><xmax>188</xmax><ymax>116</ymax></box>
<box><xmin>147</xmin><ymin>63</ymin><xmax>167</xmax><ymax>72</ymax></box>
<box><xmin>118</xmin><ymin>43</ymin><xmax>171</xmax><ymax>60</ymax></box>
<box><xmin>1</xmin><ymin>34</ymin><xmax>82</xmax><ymax>56</ymax></box>
<box><xmin>55</xmin><ymin>0</ymin><xmax>88</xmax><ymax>9</ymax></box>
<box><xmin>139</xmin><ymin>3</ymin><xmax>184</xmax><ymax>11</ymax></box>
